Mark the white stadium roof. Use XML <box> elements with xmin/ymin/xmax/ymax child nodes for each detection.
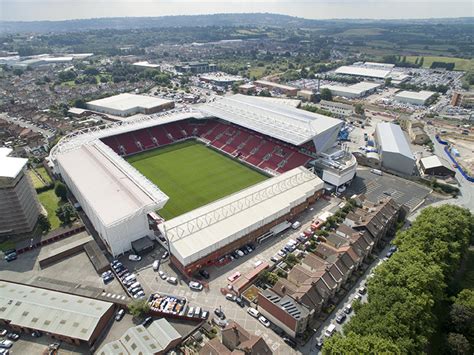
<box><xmin>161</xmin><ymin>166</ymin><xmax>324</xmax><ymax>267</ymax></box>
<box><xmin>56</xmin><ymin>140</ymin><xmax>169</xmax><ymax>227</ymax></box>
<box><xmin>335</xmin><ymin>65</ymin><xmax>391</xmax><ymax>79</ymax></box>
<box><xmin>0</xmin><ymin>281</ymin><xmax>113</xmax><ymax>342</ymax></box>
<box><xmin>87</xmin><ymin>93</ymin><xmax>173</xmax><ymax>112</ymax></box>
<box><xmin>376</xmin><ymin>122</ymin><xmax>414</xmax><ymax>160</ymax></box>
<box><xmin>198</xmin><ymin>94</ymin><xmax>342</xmax><ymax>146</ymax></box>
<box><xmin>0</xmin><ymin>147</ymin><xmax>27</xmax><ymax>179</ymax></box>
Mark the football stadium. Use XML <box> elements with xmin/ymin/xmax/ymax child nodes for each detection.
<box><xmin>50</xmin><ymin>94</ymin><xmax>353</xmax><ymax>275</ymax></box>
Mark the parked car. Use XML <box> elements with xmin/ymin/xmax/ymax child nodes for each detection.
<box><xmin>241</xmin><ymin>248</ymin><xmax>249</xmax><ymax>255</ymax></box>
<box><xmin>247</xmin><ymin>308</ymin><xmax>260</xmax><ymax>318</ymax></box>
<box><xmin>0</xmin><ymin>330</ymin><xmax>6</xmax><ymax>337</ymax></box>
<box><xmin>115</xmin><ymin>309</ymin><xmax>125</xmax><ymax>321</ymax></box>
<box><xmin>258</xmin><ymin>316</ymin><xmax>270</xmax><ymax>327</ymax></box>
<box><xmin>187</xmin><ymin>307</ymin><xmax>195</xmax><ymax>317</ymax></box>
<box><xmin>389</xmin><ymin>245</ymin><xmax>398</xmax><ymax>253</ymax></box>
<box><xmin>225</xmin><ymin>293</ymin><xmax>237</xmax><ymax>302</ymax></box>
<box><xmin>343</xmin><ymin>304</ymin><xmax>352</xmax><ymax>314</ymax></box>
<box><xmin>212</xmin><ymin>317</ymin><xmax>229</xmax><ymax>328</ymax></box>
<box><xmin>0</xmin><ymin>340</ymin><xmax>12</xmax><ymax>349</ymax></box>
<box><xmin>227</xmin><ymin>271</ymin><xmax>241</xmax><ymax>282</ymax></box>
<box><xmin>282</xmin><ymin>336</ymin><xmax>297</xmax><ymax>348</ymax></box>
<box><xmin>129</xmin><ymin>254</ymin><xmax>142</xmax><ymax>262</ymax></box>
<box><xmin>245</xmin><ymin>245</ymin><xmax>253</xmax><ymax>253</ymax></box>
<box><xmin>358</xmin><ymin>286</ymin><xmax>367</xmax><ymax>295</ymax></box>
<box><xmin>201</xmin><ymin>310</ymin><xmax>209</xmax><ymax>320</ymax></box>
<box><xmin>189</xmin><ymin>281</ymin><xmax>203</xmax><ymax>291</ymax></box>
<box><xmin>291</xmin><ymin>221</ymin><xmax>301</xmax><ymax>229</ymax></box>
<box><xmin>386</xmin><ymin>251</ymin><xmax>394</xmax><ymax>258</ymax></box>
<box><xmin>31</xmin><ymin>331</ymin><xmax>42</xmax><ymax>338</ymax></box>
<box><xmin>315</xmin><ymin>338</ymin><xmax>324</xmax><ymax>350</ymax></box>
<box><xmin>277</xmin><ymin>250</ymin><xmax>286</xmax><ymax>257</ymax></box>
<box><xmin>236</xmin><ymin>249</ymin><xmax>244</xmax><ymax>257</ymax></box>
<box><xmin>354</xmin><ymin>294</ymin><xmax>362</xmax><ymax>301</ymax></box>
<box><xmin>4</xmin><ymin>253</ymin><xmax>17</xmax><ymax>262</ymax></box>
<box><xmin>161</xmin><ymin>251</ymin><xmax>169</xmax><ymax>259</ymax></box>
<box><xmin>336</xmin><ymin>313</ymin><xmax>347</xmax><ymax>324</ymax></box>
<box><xmin>152</xmin><ymin>260</ymin><xmax>160</xmax><ymax>271</ymax></box>
<box><xmin>102</xmin><ymin>274</ymin><xmax>114</xmax><ymax>284</ymax></box>
<box><xmin>141</xmin><ymin>317</ymin><xmax>153</xmax><ymax>327</ymax></box>
<box><xmin>214</xmin><ymin>308</ymin><xmax>225</xmax><ymax>320</ymax></box>
<box><xmin>270</xmin><ymin>255</ymin><xmax>282</xmax><ymax>263</ymax></box>
<box><xmin>324</xmin><ymin>324</ymin><xmax>336</xmax><ymax>337</ymax></box>
<box><xmin>199</xmin><ymin>269</ymin><xmax>210</xmax><ymax>279</ymax></box>
<box><xmin>231</xmin><ymin>251</ymin><xmax>239</xmax><ymax>259</ymax></box>
<box><xmin>236</xmin><ymin>297</ymin><xmax>245</xmax><ymax>308</ymax></box>
<box><xmin>158</xmin><ymin>270</ymin><xmax>167</xmax><ymax>280</ymax></box>
<box><xmin>167</xmin><ymin>277</ymin><xmax>178</xmax><ymax>285</ymax></box>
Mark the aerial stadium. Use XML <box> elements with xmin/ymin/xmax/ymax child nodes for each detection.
<box><xmin>49</xmin><ymin>94</ymin><xmax>356</xmax><ymax>275</ymax></box>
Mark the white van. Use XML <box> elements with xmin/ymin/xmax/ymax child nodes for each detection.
<box><xmin>324</xmin><ymin>324</ymin><xmax>336</xmax><ymax>337</ymax></box>
<box><xmin>152</xmin><ymin>260</ymin><xmax>160</xmax><ymax>271</ymax></box>
<box><xmin>291</xmin><ymin>221</ymin><xmax>301</xmax><ymax>230</ymax></box>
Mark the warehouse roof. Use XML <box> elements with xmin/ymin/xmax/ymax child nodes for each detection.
<box><xmin>0</xmin><ymin>281</ymin><xmax>113</xmax><ymax>342</ymax></box>
<box><xmin>99</xmin><ymin>319</ymin><xmax>181</xmax><ymax>355</ymax></box>
<box><xmin>0</xmin><ymin>147</ymin><xmax>27</xmax><ymax>179</ymax></box>
<box><xmin>322</xmin><ymin>82</ymin><xmax>381</xmax><ymax>96</ymax></box>
<box><xmin>254</xmin><ymin>79</ymin><xmax>297</xmax><ymax>91</ymax></box>
<box><xmin>335</xmin><ymin>65</ymin><xmax>391</xmax><ymax>79</ymax></box>
<box><xmin>420</xmin><ymin>155</ymin><xmax>453</xmax><ymax>171</ymax></box>
<box><xmin>376</xmin><ymin>122</ymin><xmax>414</xmax><ymax>160</ymax></box>
<box><xmin>161</xmin><ymin>166</ymin><xmax>324</xmax><ymax>266</ymax></box>
<box><xmin>87</xmin><ymin>93</ymin><xmax>173</xmax><ymax>112</ymax></box>
<box><xmin>198</xmin><ymin>94</ymin><xmax>342</xmax><ymax>146</ymax></box>
<box><xmin>56</xmin><ymin>140</ymin><xmax>169</xmax><ymax>227</ymax></box>
<box><xmin>394</xmin><ymin>90</ymin><xmax>436</xmax><ymax>102</ymax></box>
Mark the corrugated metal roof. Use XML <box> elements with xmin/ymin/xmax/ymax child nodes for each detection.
<box><xmin>0</xmin><ymin>281</ymin><xmax>113</xmax><ymax>342</ymax></box>
<box><xmin>376</xmin><ymin>122</ymin><xmax>414</xmax><ymax>160</ymax></box>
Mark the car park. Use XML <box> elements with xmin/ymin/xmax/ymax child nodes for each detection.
<box><xmin>343</xmin><ymin>304</ymin><xmax>352</xmax><ymax>314</ymax></box>
<box><xmin>115</xmin><ymin>309</ymin><xmax>125</xmax><ymax>321</ymax></box>
<box><xmin>258</xmin><ymin>316</ymin><xmax>270</xmax><ymax>327</ymax></box>
<box><xmin>336</xmin><ymin>313</ymin><xmax>347</xmax><ymax>324</ymax></box>
<box><xmin>189</xmin><ymin>281</ymin><xmax>203</xmax><ymax>291</ymax></box>
<box><xmin>167</xmin><ymin>277</ymin><xmax>178</xmax><ymax>285</ymax></box>
<box><xmin>214</xmin><ymin>308</ymin><xmax>225</xmax><ymax>320</ymax></box>
<box><xmin>247</xmin><ymin>307</ymin><xmax>260</xmax><ymax>318</ymax></box>
<box><xmin>198</xmin><ymin>269</ymin><xmax>210</xmax><ymax>279</ymax></box>
<box><xmin>129</xmin><ymin>254</ymin><xmax>142</xmax><ymax>262</ymax></box>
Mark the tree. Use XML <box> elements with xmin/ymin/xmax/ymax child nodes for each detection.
<box><xmin>320</xmin><ymin>88</ymin><xmax>332</xmax><ymax>101</ymax></box>
<box><xmin>354</xmin><ymin>103</ymin><xmax>365</xmax><ymax>116</ymax></box>
<box><xmin>55</xmin><ymin>203</ymin><xmax>76</xmax><ymax>226</ymax></box>
<box><xmin>128</xmin><ymin>298</ymin><xmax>150</xmax><ymax>319</ymax></box>
<box><xmin>323</xmin><ymin>332</ymin><xmax>401</xmax><ymax>354</ymax></box>
<box><xmin>54</xmin><ymin>182</ymin><xmax>68</xmax><ymax>202</ymax></box>
<box><xmin>37</xmin><ymin>214</ymin><xmax>51</xmax><ymax>234</ymax></box>
<box><xmin>384</xmin><ymin>77</ymin><xmax>392</xmax><ymax>87</ymax></box>
<box><xmin>450</xmin><ymin>304</ymin><xmax>473</xmax><ymax>334</ymax></box>
<box><xmin>447</xmin><ymin>333</ymin><xmax>470</xmax><ymax>354</ymax></box>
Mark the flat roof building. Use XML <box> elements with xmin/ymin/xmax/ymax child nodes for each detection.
<box><xmin>375</xmin><ymin>122</ymin><xmax>415</xmax><ymax>175</ymax></box>
<box><xmin>86</xmin><ymin>93</ymin><xmax>175</xmax><ymax>117</ymax></box>
<box><xmin>394</xmin><ymin>90</ymin><xmax>436</xmax><ymax>106</ymax></box>
<box><xmin>254</xmin><ymin>80</ymin><xmax>298</xmax><ymax>96</ymax></box>
<box><xmin>335</xmin><ymin>65</ymin><xmax>391</xmax><ymax>79</ymax></box>
<box><xmin>97</xmin><ymin>318</ymin><xmax>181</xmax><ymax>355</ymax></box>
<box><xmin>132</xmin><ymin>61</ymin><xmax>160</xmax><ymax>69</ymax></box>
<box><xmin>0</xmin><ymin>281</ymin><xmax>114</xmax><ymax>346</ymax></box>
<box><xmin>0</xmin><ymin>147</ymin><xmax>41</xmax><ymax>236</ymax></box>
<box><xmin>321</xmin><ymin>82</ymin><xmax>381</xmax><ymax>99</ymax></box>
<box><xmin>199</xmin><ymin>73</ymin><xmax>243</xmax><ymax>86</ymax></box>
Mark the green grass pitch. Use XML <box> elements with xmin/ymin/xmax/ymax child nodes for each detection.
<box><xmin>126</xmin><ymin>140</ymin><xmax>268</xmax><ymax>219</ymax></box>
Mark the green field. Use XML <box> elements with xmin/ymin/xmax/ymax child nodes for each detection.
<box><xmin>406</xmin><ymin>55</ymin><xmax>474</xmax><ymax>72</ymax></box>
<box><xmin>28</xmin><ymin>170</ymin><xmax>45</xmax><ymax>189</ymax></box>
<box><xmin>127</xmin><ymin>141</ymin><xmax>268</xmax><ymax>219</ymax></box>
<box><xmin>37</xmin><ymin>189</ymin><xmax>61</xmax><ymax>230</ymax></box>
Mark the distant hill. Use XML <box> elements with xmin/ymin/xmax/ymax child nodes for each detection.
<box><xmin>0</xmin><ymin>13</ymin><xmax>473</xmax><ymax>33</ymax></box>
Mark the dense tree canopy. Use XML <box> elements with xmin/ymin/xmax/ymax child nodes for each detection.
<box><xmin>323</xmin><ymin>205</ymin><xmax>474</xmax><ymax>354</ymax></box>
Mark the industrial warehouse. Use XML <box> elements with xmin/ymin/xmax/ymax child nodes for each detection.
<box><xmin>49</xmin><ymin>94</ymin><xmax>355</xmax><ymax>272</ymax></box>
<box><xmin>321</xmin><ymin>82</ymin><xmax>381</xmax><ymax>99</ymax></box>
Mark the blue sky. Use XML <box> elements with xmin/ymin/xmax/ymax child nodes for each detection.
<box><xmin>1</xmin><ymin>0</ymin><xmax>473</xmax><ymax>21</ymax></box>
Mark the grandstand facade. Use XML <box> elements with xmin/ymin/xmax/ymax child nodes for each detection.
<box><xmin>50</xmin><ymin>95</ymin><xmax>353</xmax><ymax>265</ymax></box>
